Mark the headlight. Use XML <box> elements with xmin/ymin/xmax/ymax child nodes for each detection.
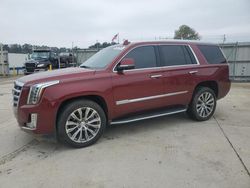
<box><xmin>27</xmin><ymin>80</ymin><xmax>59</xmax><ymax>105</ymax></box>
<box><xmin>37</xmin><ymin>64</ymin><xmax>45</xmax><ymax>68</ymax></box>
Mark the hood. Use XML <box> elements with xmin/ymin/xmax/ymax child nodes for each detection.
<box><xmin>18</xmin><ymin>67</ymin><xmax>95</xmax><ymax>86</ymax></box>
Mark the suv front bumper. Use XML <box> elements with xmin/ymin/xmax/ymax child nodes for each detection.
<box><xmin>15</xmin><ymin>99</ymin><xmax>58</xmax><ymax>135</ymax></box>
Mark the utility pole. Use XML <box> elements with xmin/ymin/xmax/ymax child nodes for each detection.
<box><xmin>96</xmin><ymin>40</ymin><xmax>99</xmax><ymax>51</ymax></box>
<box><xmin>72</xmin><ymin>42</ymin><xmax>74</xmax><ymax>67</ymax></box>
<box><xmin>0</xmin><ymin>43</ymin><xmax>4</xmax><ymax>76</ymax></box>
<box><xmin>233</xmin><ymin>42</ymin><xmax>238</xmax><ymax>81</ymax></box>
<box><xmin>222</xmin><ymin>34</ymin><xmax>226</xmax><ymax>44</ymax></box>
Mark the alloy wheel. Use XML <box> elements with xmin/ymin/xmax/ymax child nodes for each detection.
<box><xmin>196</xmin><ymin>92</ymin><xmax>215</xmax><ymax>118</ymax></box>
<box><xmin>65</xmin><ymin>107</ymin><xmax>101</xmax><ymax>143</ymax></box>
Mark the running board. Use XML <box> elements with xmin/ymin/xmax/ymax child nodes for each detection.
<box><xmin>110</xmin><ymin>106</ymin><xmax>187</xmax><ymax>125</ymax></box>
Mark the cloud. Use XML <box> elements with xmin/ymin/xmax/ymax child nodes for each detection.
<box><xmin>0</xmin><ymin>0</ymin><xmax>249</xmax><ymax>47</ymax></box>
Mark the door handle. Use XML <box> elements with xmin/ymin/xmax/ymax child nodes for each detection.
<box><xmin>150</xmin><ymin>74</ymin><xmax>162</xmax><ymax>78</ymax></box>
<box><xmin>189</xmin><ymin>70</ymin><xmax>198</xmax><ymax>74</ymax></box>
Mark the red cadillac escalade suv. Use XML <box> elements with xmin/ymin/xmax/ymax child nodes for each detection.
<box><xmin>13</xmin><ymin>41</ymin><xmax>231</xmax><ymax>147</ymax></box>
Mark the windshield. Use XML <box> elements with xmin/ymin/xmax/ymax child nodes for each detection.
<box><xmin>80</xmin><ymin>45</ymin><xmax>125</xmax><ymax>69</ymax></box>
<box><xmin>31</xmin><ymin>51</ymin><xmax>50</xmax><ymax>60</ymax></box>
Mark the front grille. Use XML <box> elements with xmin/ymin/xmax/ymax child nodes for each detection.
<box><xmin>13</xmin><ymin>81</ymin><xmax>24</xmax><ymax>107</ymax></box>
<box><xmin>26</xmin><ymin>63</ymin><xmax>36</xmax><ymax>68</ymax></box>
<box><xmin>25</xmin><ymin>63</ymin><xmax>36</xmax><ymax>72</ymax></box>
<box><xmin>26</xmin><ymin>67</ymin><xmax>34</xmax><ymax>72</ymax></box>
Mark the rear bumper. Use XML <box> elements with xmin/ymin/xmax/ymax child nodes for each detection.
<box><xmin>218</xmin><ymin>79</ymin><xmax>231</xmax><ymax>100</ymax></box>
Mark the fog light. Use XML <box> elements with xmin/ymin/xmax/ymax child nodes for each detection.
<box><xmin>25</xmin><ymin>113</ymin><xmax>38</xmax><ymax>130</ymax></box>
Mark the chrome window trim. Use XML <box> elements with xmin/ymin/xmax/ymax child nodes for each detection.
<box><xmin>188</xmin><ymin>45</ymin><xmax>200</xmax><ymax>65</ymax></box>
<box><xmin>116</xmin><ymin>90</ymin><xmax>188</xmax><ymax>105</ymax></box>
<box><xmin>112</xmin><ymin>44</ymin><xmax>200</xmax><ymax>73</ymax></box>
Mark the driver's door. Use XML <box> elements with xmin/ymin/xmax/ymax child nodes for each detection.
<box><xmin>111</xmin><ymin>45</ymin><xmax>165</xmax><ymax>119</ymax></box>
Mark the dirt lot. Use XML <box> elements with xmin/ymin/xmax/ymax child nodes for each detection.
<box><xmin>0</xmin><ymin>77</ymin><xmax>250</xmax><ymax>188</ymax></box>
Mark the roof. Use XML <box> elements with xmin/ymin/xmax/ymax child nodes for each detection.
<box><xmin>128</xmin><ymin>40</ymin><xmax>218</xmax><ymax>46</ymax></box>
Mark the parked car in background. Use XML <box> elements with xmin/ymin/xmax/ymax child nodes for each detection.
<box><xmin>13</xmin><ymin>41</ymin><xmax>231</xmax><ymax>147</ymax></box>
<box><xmin>24</xmin><ymin>49</ymin><xmax>58</xmax><ymax>74</ymax></box>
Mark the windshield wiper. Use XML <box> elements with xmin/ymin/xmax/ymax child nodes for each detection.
<box><xmin>80</xmin><ymin>65</ymin><xmax>92</xmax><ymax>69</ymax></box>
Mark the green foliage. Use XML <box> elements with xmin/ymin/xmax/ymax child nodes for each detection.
<box><xmin>88</xmin><ymin>42</ymin><xmax>117</xmax><ymax>49</ymax></box>
<box><xmin>174</xmin><ymin>25</ymin><xmax>200</xmax><ymax>40</ymax></box>
<box><xmin>2</xmin><ymin>44</ymin><xmax>72</xmax><ymax>54</ymax></box>
<box><xmin>2</xmin><ymin>41</ymin><xmax>116</xmax><ymax>54</ymax></box>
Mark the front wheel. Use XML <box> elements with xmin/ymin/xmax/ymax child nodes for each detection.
<box><xmin>57</xmin><ymin>99</ymin><xmax>106</xmax><ymax>148</ymax></box>
<box><xmin>187</xmin><ymin>87</ymin><xmax>216</xmax><ymax>121</ymax></box>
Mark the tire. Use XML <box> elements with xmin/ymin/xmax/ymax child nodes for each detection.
<box><xmin>187</xmin><ymin>87</ymin><xmax>216</xmax><ymax>121</ymax></box>
<box><xmin>57</xmin><ymin>99</ymin><xmax>106</xmax><ymax>148</ymax></box>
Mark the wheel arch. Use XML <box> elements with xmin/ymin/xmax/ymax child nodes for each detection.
<box><xmin>55</xmin><ymin>95</ymin><xmax>109</xmax><ymax>131</ymax></box>
<box><xmin>193</xmin><ymin>80</ymin><xmax>219</xmax><ymax>98</ymax></box>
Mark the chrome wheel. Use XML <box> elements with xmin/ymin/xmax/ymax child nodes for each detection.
<box><xmin>65</xmin><ymin>107</ymin><xmax>101</xmax><ymax>143</ymax></box>
<box><xmin>196</xmin><ymin>92</ymin><xmax>215</xmax><ymax>118</ymax></box>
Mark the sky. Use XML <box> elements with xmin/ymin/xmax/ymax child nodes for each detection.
<box><xmin>0</xmin><ymin>0</ymin><xmax>250</xmax><ymax>48</ymax></box>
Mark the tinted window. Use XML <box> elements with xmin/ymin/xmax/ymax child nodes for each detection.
<box><xmin>159</xmin><ymin>45</ymin><xmax>192</xmax><ymax>66</ymax></box>
<box><xmin>198</xmin><ymin>45</ymin><xmax>226</xmax><ymax>64</ymax></box>
<box><xmin>124</xmin><ymin>46</ymin><xmax>157</xmax><ymax>69</ymax></box>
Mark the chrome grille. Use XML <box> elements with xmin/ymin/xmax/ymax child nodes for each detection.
<box><xmin>25</xmin><ymin>63</ymin><xmax>36</xmax><ymax>72</ymax></box>
<box><xmin>13</xmin><ymin>81</ymin><xmax>24</xmax><ymax>107</ymax></box>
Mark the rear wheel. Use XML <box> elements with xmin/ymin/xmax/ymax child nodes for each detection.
<box><xmin>187</xmin><ymin>87</ymin><xmax>216</xmax><ymax>121</ymax></box>
<box><xmin>57</xmin><ymin>99</ymin><xmax>106</xmax><ymax>148</ymax></box>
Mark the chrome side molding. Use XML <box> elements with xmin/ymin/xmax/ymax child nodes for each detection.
<box><xmin>116</xmin><ymin>91</ymin><xmax>188</xmax><ymax>105</ymax></box>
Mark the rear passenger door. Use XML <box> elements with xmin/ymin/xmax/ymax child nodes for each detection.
<box><xmin>158</xmin><ymin>45</ymin><xmax>199</xmax><ymax>106</ymax></box>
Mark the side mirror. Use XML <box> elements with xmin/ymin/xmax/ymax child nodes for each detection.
<box><xmin>117</xmin><ymin>58</ymin><xmax>135</xmax><ymax>72</ymax></box>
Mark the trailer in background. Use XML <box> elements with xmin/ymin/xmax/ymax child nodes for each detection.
<box><xmin>75</xmin><ymin>49</ymin><xmax>99</xmax><ymax>66</ymax></box>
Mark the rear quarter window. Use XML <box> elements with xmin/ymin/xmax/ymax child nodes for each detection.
<box><xmin>198</xmin><ymin>45</ymin><xmax>226</xmax><ymax>64</ymax></box>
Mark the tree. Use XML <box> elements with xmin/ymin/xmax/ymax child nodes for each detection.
<box><xmin>22</xmin><ymin>43</ymin><xmax>33</xmax><ymax>54</ymax></box>
<box><xmin>88</xmin><ymin>42</ymin><xmax>116</xmax><ymax>49</ymax></box>
<box><xmin>2</xmin><ymin>43</ymin><xmax>72</xmax><ymax>54</ymax></box>
<box><xmin>174</xmin><ymin>25</ymin><xmax>200</xmax><ymax>40</ymax></box>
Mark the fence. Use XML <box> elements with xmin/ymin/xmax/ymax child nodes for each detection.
<box><xmin>220</xmin><ymin>42</ymin><xmax>250</xmax><ymax>81</ymax></box>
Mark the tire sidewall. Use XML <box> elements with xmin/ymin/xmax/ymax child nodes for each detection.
<box><xmin>57</xmin><ymin>100</ymin><xmax>106</xmax><ymax>148</ymax></box>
